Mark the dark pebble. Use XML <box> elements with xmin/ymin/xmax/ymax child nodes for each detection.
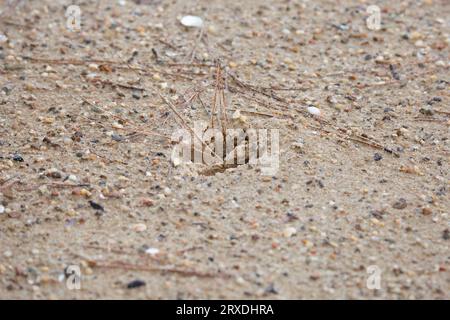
<box><xmin>373</xmin><ymin>153</ymin><xmax>383</xmax><ymax>161</ymax></box>
<box><xmin>443</xmin><ymin>229</ymin><xmax>449</xmax><ymax>240</ymax></box>
<box><xmin>13</xmin><ymin>154</ymin><xmax>24</xmax><ymax>162</ymax></box>
<box><xmin>89</xmin><ymin>201</ymin><xmax>104</xmax><ymax>211</ymax></box>
<box><xmin>111</xmin><ymin>134</ymin><xmax>124</xmax><ymax>142</ymax></box>
<box><xmin>48</xmin><ymin>171</ymin><xmax>62</xmax><ymax>179</ymax></box>
<box><xmin>392</xmin><ymin>198</ymin><xmax>407</xmax><ymax>210</ymax></box>
<box><xmin>127</xmin><ymin>279</ymin><xmax>146</xmax><ymax>289</ymax></box>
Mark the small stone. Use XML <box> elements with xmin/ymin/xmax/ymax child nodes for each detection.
<box><xmin>373</xmin><ymin>153</ymin><xmax>383</xmax><ymax>161</ymax></box>
<box><xmin>0</xmin><ymin>205</ymin><xmax>4</xmax><ymax>214</ymax></box>
<box><xmin>307</xmin><ymin>106</ymin><xmax>321</xmax><ymax>116</ymax></box>
<box><xmin>421</xmin><ymin>207</ymin><xmax>432</xmax><ymax>216</ymax></box>
<box><xmin>112</xmin><ymin>122</ymin><xmax>124</xmax><ymax>129</ymax></box>
<box><xmin>410</xmin><ymin>31</ymin><xmax>423</xmax><ymax>41</ymax></box>
<box><xmin>132</xmin><ymin>92</ymin><xmax>141</xmax><ymax>100</ymax></box>
<box><xmin>89</xmin><ymin>200</ymin><xmax>104</xmax><ymax>211</ymax></box>
<box><xmin>443</xmin><ymin>229</ymin><xmax>450</xmax><ymax>240</ymax></box>
<box><xmin>132</xmin><ymin>223</ymin><xmax>147</xmax><ymax>232</ymax></box>
<box><xmin>283</xmin><ymin>227</ymin><xmax>297</xmax><ymax>238</ymax></box>
<box><xmin>66</xmin><ymin>209</ymin><xmax>78</xmax><ymax>217</ymax></box>
<box><xmin>111</xmin><ymin>134</ymin><xmax>124</xmax><ymax>142</ymax></box>
<box><xmin>127</xmin><ymin>279</ymin><xmax>146</xmax><ymax>289</ymax></box>
<box><xmin>4</xmin><ymin>250</ymin><xmax>12</xmax><ymax>258</ymax></box>
<box><xmin>67</xmin><ymin>174</ymin><xmax>78</xmax><ymax>182</ymax></box>
<box><xmin>163</xmin><ymin>187</ymin><xmax>172</xmax><ymax>195</ymax></box>
<box><xmin>46</xmin><ymin>168</ymin><xmax>62</xmax><ymax>179</ymax></box>
<box><xmin>414</xmin><ymin>40</ymin><xmax>425</xmax><ymax>48</ymax></box>
<box><xmin>79</xmin><ymin>188</ymin><xmax>92</xmax><ymax>197</ymax></box>
<box><xmin>140</xmin><ymin>198</ymin><xmax>154</xmax><ymax>207</ymax></box>
<box><xmin>180</xmin><ymin>15</ymin><xmax>203</xmax><ymax>28</ymax></box>
<box><xmin>145</xmin><ymin>247</ymin><xmax>160</xmax><ymax>256</ymax></box>
<box><xmin>88</xmin><ymin>63</ymin><xmax>99</xmax><ymax>71</ymax></box>
<box><xmin>38</xmin><ymin>185</ymin><xmax>49</xmax><ymax>195</ymax></box>
<box><xmin>392</xmin><ymin>198</ymin><xmax>407</xmax><ymax>210</ymax></box>
<box><xmin>12</xmin><ymin>154</ymin><xmax>24</xmax><ymax>162</ymax></box>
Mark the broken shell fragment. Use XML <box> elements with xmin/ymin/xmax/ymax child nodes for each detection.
<box><xmin>180</xmin><ymin>15</ymin><xmax>204</xmax><ymax>28</ymax></box>
<box><xmin>307</xmin><ymin>106</ymin><xmax>321</xmax><ymax>116</ymax></box>
<box><xmin>145</xmin><ymin>247</ymin><xmax>160</xmax><ymax>256</ymax></box>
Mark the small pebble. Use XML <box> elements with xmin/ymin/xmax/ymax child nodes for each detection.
<box><xmin>12</xmin><ymin>154</ymin><xmax>24</xmax><ymax>162</ymax></box>
<box><xmin>46</xmin><ymin>168</ymin><xmax>62</xmax><ymax>179</ymax></box>
<box><xmin>145</xmin><ymin>247</ymin><xmax>160</xmax><ymax>256</ymax></box>
<box><xmin>89</xmin><ymin>200</ymin><xmax>104</xmax><ymax>211</ymax></box>
<box><xmin>180</xmin><ymin>15</ymin><xmax>203</xmax><ymax>28</ymax></box>
<box><xmin>0</xmin><ymin>205</ymin><xmax>5</xmax><ymax>214</ymax></box>
<box><xmin>67</xmin><ymin>174</ymin><xmax>78</xmax><ymax>182</ymax></box>
<box><xmin>88</xmin><ymin>63</ymin><xmax>99</xmax><ymax>71</ymax></box>
<box><xmin>373</xmin><ymin>153</ymin><xmax>383</xmax><ymax>161</ymax></box>
<box><xmin>307</xmin><ymin>106</ymin><xmax>321</xmax><ymax>116</ymax></box>
<box><xmin>392</xmin><ymin>198</ymin><xmax>407</xmax><ymax>210</ymax></box>
<box><xmin>443</xmin><ymin>229</ymin><xmax>450</xmax><ymax>240</ymax></box>
<box><xmin>127</xmin><ymin>279</ymin><xmax>146</xmax><ymax>289</ymax></box>
<box><xmin>283</xmin><ymin>227</ymin><xmax>297</xmax><ymax>238</ymax></box>
<box><xmin>132</xmin><ymin>223</ymin><xmax>147</xmax><ymax>232</ymax></box>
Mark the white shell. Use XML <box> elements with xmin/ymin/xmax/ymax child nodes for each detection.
<box><xmin>180</xmin><ymin>15</ymin><xmax>204</xmax><ymax>28</ymax></box>
<box><xmin>0</xmin><ymin>34</ymin><xmax>7</xmax><ymax>43</ymax></box>
<box><xmin>283</xmin><ymin>227</ymin><xmax>297</xmax><ymax>238</ymax></box>
<box><xmin>145</xmin><ymin>248</ymin><xmax>160</xmax><ymax>256</ymax></box>
<box><xmin>307</xmin><ymin>106</ymin><xmax>321</xmax><ymax>116</ymax></box>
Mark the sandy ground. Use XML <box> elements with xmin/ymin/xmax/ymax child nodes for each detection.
<box><xmin>0</xmin><ymin>0</ymin><xmax>449</xmax><ymax>299</ymax></box>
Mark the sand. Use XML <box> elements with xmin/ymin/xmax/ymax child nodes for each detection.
<box><xmin>0</xmin><ymin>0</ymin><xmax>449</xmax><ymax>299</ymax></box>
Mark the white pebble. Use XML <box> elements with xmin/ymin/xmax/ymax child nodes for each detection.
<box><xmin>145</xmin><ymin>247</ymin><xmax>160</xmax><ymax>256</ymax></box>
<box><xmin>180</xmin><ymin>15</ymin><xmax>204</xmax><ymax>28</ymax></box>
<box><xmin>68</xmin><ymin>174</ymin><xmax>78</xmax><ymax>182</ymax></box>
<box><xmin>0</xmin><ymin>205</ymin><xmax>4</xmax><ymax>214</ymax></box>
<box><xmin>131</xmin><ymin>223</ymin><xmax>147</xmax><ymax>232</ymax></box>
<box><xmin>0</xmin><ymin>34</ymin><xmax>7</xmax><ymax>43</ymax></box>
<box><xmin>88</xmin><ymin>63</ymin><xmax>99</xmax><ymax>71</ymax></box>
<box><xmin>307</xmin><ymin>106</ymin><xmax>321</xmax><ymax>116</ymax></box>
<box><xmin>283</xmin><ymin>227</ymin><xmax>297</xmax><ymax>238</ymax></box>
